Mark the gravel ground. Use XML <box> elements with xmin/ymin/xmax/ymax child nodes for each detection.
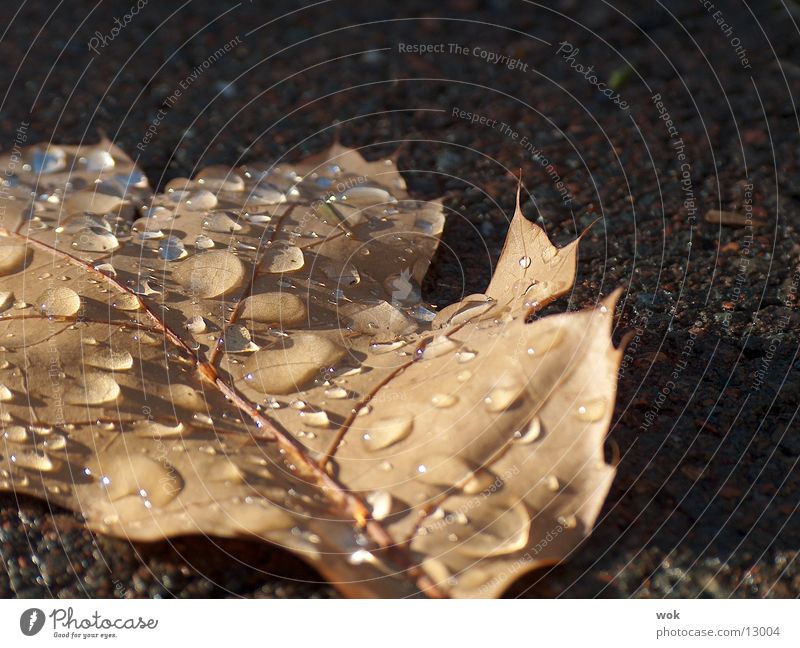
<box><xmin>1</xmin><ymin>0</ymin><xmax>800</xmax><ymax>598</ymax></box>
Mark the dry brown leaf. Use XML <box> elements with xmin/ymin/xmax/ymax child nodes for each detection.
<box><xmin>0</xmin><ymin>138</ymin><xmax>622</xmax><ymax>598</ymax></box>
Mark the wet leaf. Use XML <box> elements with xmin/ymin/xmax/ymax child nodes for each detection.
<box><xmin>0</xmin><ymin>139</ymin><xmax>622</xmax><ymax>598</ymax></box>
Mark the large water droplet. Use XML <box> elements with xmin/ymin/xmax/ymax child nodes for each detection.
<box><xmin>577</xmin><ymin>398</ymin><xmax>606</xmax><ymax>422</ymax></box>
<box><xmin>85</xmin><ymin>347</ymin><xmax>133</xmax><ymax>371</ymax></box>
<box><xmin>362</xmin><ymin>415</ymin><xmax>413</xmax><ymax>451</ymax></box>
<box><xmin>10</xmin><ymin>450</ymin><xmax>56</xmax><ymax>472</ymax></box>
<box><xmin>65</xmin><ymin>372</ymin><xmax>121</xmax><ymax>405</ymax></box>
<box><xmin>299</xmin><ymin>410</ymin><xmax>330</xmax><ymax>428</ymax></box>
<box><xmin>64</xmin><ymin>191</ymin><xmax>124</xmax><ymax>215</ymax></box>
<box><xmin>421</xmin><ymin>335</ymin><xmax>458</xmax><ymax>359</ymax></box>
<box><xmin>457</xmin><ymin>500</ymin><xmax>530</xmax><ymax>558</ymax></box>
<box><xmin>84</xmin><ymin>149</ymin><xmax>115</xmax><ymax>172</ymax></box>
<box><xmin>526</xmin><ymin>327</ymin><xmax>564</xmax><ymax>356</ymax></box>
<box><xmin>35</xmin><ymin>287</ymin><xmax>81</xmax><ymax>317</ymax></box>
<box><xmin>245</xmin><ymin>186</ymin><xmax>285</xmax><ymax>205</ymax></box>
<box><xmin>431</xmin><ymin>393</ymin><xmax>458</xmax><ymax>408</ymax></box>
<box><xmin>71</xmin><ymin>227</ymin><xmax>119</xmax><ymax>252</ymax></box>
<box><xmin>98</xmin><ymin>453</ymin><xmax>183</xmax><ymax>507</ymax></box>
<box><xmin>484</xmin><ymin>374</ymin><xmax>525</xmax><ymax>412</ymax></box>
<box><xmin>3</xmin><ymin>425</ymin><xmax>27</xmax><ymax>442</ymax></box>
<box><xmin>324</xmin><ymin>386</ymin><xmax>349</xmax><ymax>399</ymax></box>
<box><xmin>173</xmin><ymin>250</ymin><xmax>246</xmax><ymax>298</ymax></box>
<box><xmin>112</xmin><ymin>293</ymin><xmax>140</xmax><ymax>311</ymax></box>
<box><xmin>367</xmin><ymin>490</ymin><xmax>392</xmax><ymax>521</ymax></box>
<box><xmin>339</xmin><ymin>185</ymin><xmax>395</xmax><ymax>205</ymax></box>
<box><xmin>132</xmin><ymin>420</ymin><xmax>185</xmax><ymax>438</ymax></box>
<box><xmin>158</xmin><ymin>236</ymin><xmax>187</xmax><ymax>260</ymax></box>
<box><xmin>203</xmin><ymin>212</ymin><xmax>242</xmax><ymax>233</ymax></box>
<box><xmin>0</xmin><ymin>240</ymin><xmax>30</xmax><ymax>276</ymax></box>
<box><xmin>243</xmin><ymin>334</ymin><xmax>345</xmax><ymax>395</ymax></box>
<box><xmin>194</xmin><ymin>234</ymin><xmax>215</xmax><ymax>249</ymax></box>
<box><xmin>239</xmin><ymin>292</ymin><xmax>307</xmax><ymax>326</ymax></box>
<box><xmin>184</xmin><ymin>189</ymin><xmax>218</xmax><ymax>210</ymax></box>
<box><xmin>132</xmin><ymin>217</ymin><xmax>164</xmax><ymax>241</ymax></box>
<box><xmin>514</xmin><ymin>416</ymin><xmax>542</xmax><ymax>444</ymax></box>
<box><xmin>262</xmin><ymin>243</ymin><xmax>304</xmax><ymax>273</ymax></box>
<box><xmin>196</xmin><ymin>166</ymin><xmax>244</xmax><ymax>192</ymax></box>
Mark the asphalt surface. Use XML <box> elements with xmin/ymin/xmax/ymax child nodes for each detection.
<box><xmin>1</xmin><ymin>0</ymin><xmax>800</xmax><ymax>598</ymax></box>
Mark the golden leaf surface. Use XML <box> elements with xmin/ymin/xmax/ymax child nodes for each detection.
<box><xmin>0</xmin><ymin>139</ymin><xmax>621</xmax><ymax>598</ymax></box>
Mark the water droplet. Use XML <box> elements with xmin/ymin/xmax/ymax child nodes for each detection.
<box><xmin>239</xmin><ymin>292</ymin><xmax>307</xmax><ymax>326</ymax></box>
<box><xmin>339</xmin><ymin>185</ymin><xmax>395</xmax><ymax>205</ymax></box>
<box><xmin>194</xmin><ymin>234</ymin><xmax>215</xmax><ymax>249</ymax></box>
<box><xmin>65</xmin><ymin>373</ymin><xmax>121</xmax><ymax>405</ymax></box>
<box><xmin>0</xmin><ymin>291</ymin><xmax>13</xmax><ymax>313</ymax></box>
<box><xmin>98</xmin><ymin>453</ymin><xmax>183</xmax><ymax>507</ymax></box>
<box><xmin>185</xmin><ymin>190</ymin><xmax>218</xmax><ymax>210</ymax></box>
<box><xmin>367</xmin><ymin>490</ymin><xmax>392</xmax><ymax>521</ymax></box>
<box><xmin>132</xmin><ymin>420</ymin><xmax>185</xmax><ymax>438</ymax></box>
<box><xmin>514</xmin><ymin>417</ymin><xmax>542</xmax><ymax>444</ymax></box>
<box><xmin>457</xmin><ymin>370</ymin><xmax>472</xmax><ymax>382</ymax></box>
<box><xmin>158</xmin><ymin>236</ymin><xmax>187</xmax><ymax>260</ymax></box>
<box><xmin>449</xmin><ymin>296</ymin><xmax>494</xmax><ymax>325</ymax></box>
<box><xmin>262</xmin><ymin>243</ymin><xmax>304</xmax><ymax>273</ymax></box>
<box><xmin>203</xmin><ymin>212</ymin><xmax>241</xmax><ymax>233</ymax></box>
<box><xmin>186</xmin><ymin>316</ymin><xmax>206</xmax><ymax>334</ymax></box>
<box><xmin>115</xmin><ymin>169</ymin><xmax>147</xmax><ymax>191</ymax></box>
<box><xmin>84</xmin><ymin>149</ymin><xmax>115</xmax><ymax>172</ymax></box>
<box><xmin>196</xmin><ymin>167</ymin><xmax>244</xmax><ymax>192</ymax></box>
<box><xmin>3</xmin><ymin>425</ymin><xmax>26</xmax><ymax>442</ymax></box>
<box><xmin>0</xmin><ymin>241</ymin><xmax>30</xmax><ymax>276</ymax></box>
<box><xmin>322</xmin><ymin>262</ymin><xmax>360</xmax><ymax>286</ymax></box>
<box><xmin>431</xmin><ymin>393</ymin><xmax>458</xmax><ymax>408</ymax></box>
<box><xmin>10</xmin><ymin>450</ymin><xmax>56</xmax><ymax>471</ymax></box>
<box><xmin>31</xmin><ymin>147</ymin><xmax>66</xmax><ymax>174</ymax></box>
<box><xmin>421</xmin><ymin>335</ymin><xmax>458</xmax><ymax>359</ymax></box>
<box><xmin>456</xmin><ymin>500</ymin><xmax>530</xmax><ymax>558</ymax></box>
<box><xmin>455</xmin><ymin>350</ymin><xmax>476</xmax><ymax>363</ymax></box>
<box><xmin>462</xmin><ymin>469</ymin><xmax>497</xmax><ymax>495</ymax></box>
<box><xmin>112</xmin><ymin>293</ymin><xmax>140</xmax><ymax>311</ymax></box>
<box><xmin>384</xmin><ymin>271</ymin><xmax>421</xmax><ymax>305</ymax></box>
<box><xmin>484</xmin><ymin>375</ymin><xmax>525</xmax><ymax>412</ymax></box>
<box><xmin>299</xmin><ymin>410</ymin><xmax>330</xmax><ymax>428</ymax></box>
<box><xmin>173</xmin><ymin>250</ymin><xmax>246</xmax><ymax>298</ymax></box>
<box><xmin>545</xmin><ymin>475</ymin><xmax>560</xmax><ymax>491</ymax></box>
<box><xmin>324</xmin><ymin>386</ymin><xmax>348</xmax><ymax>399</ymax></box>
<box><xmin>64</xmin><ymin>191</ymin><xmax>124</xmax><ymax>215</ymax></box>
<box><xmin>245</xmin><ymin>185</ymin><xmax>285</xmax><ymax>205</ymax></box>
<box><xmin>35</xmin><ymin>287</ymin><xmax>81</xmax><ymax>317</ymax></box>
<box><xmin>577</xmin><ymin>398</ymin><xmax>606</xmax><ymax>422</ymax></box>
<box><xmin>85</xmin><ymin>347</ymin><xmax>133</xmax><ymax>371</ymax></box>
<box><xmin>193</xmin><ymin>413</ymin><xmax>214</xmax><ymax>426</ymax></box>
<box><xmin>525</xmin><ymin>328</ymin><xmax>564</xmax><ymax>356</ymax></box>
<box><xmin>369</xmin><ymin>340</ymin><xmax>405</xmax><ymax>354</ymax></box>
<box><xmin>243</xmin><ymin>334</ymin><xmax>345</xmax><ymax>395</ymax></box>
<box><xmin>518</xmin><ymin>256</ymin><xmax>532</xmax><ymax>269</ymax></box>
<box><xmin>43</xmin><ymin>435</ymin><xmax>66</xmax><ymax>451</ymax></box>
<box><xmin>221</xmin><ymin>324</ymin><xmax>259</xmax><ymax>353</ymax></box>
<box><xmin>71</xmin><ymin>227</ymin><xmax>119</xmax><ymax>252</ymax></box>
<box><xmin>362</xmin><ymin>415</ymin><xmax>413</xmax><ymax>451</ymax></box>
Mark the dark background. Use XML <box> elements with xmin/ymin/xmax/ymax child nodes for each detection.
<box><xmin>1</xmin><ymin>0</ymin><xmax>800</xmax><ymax>598</ymax></box>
